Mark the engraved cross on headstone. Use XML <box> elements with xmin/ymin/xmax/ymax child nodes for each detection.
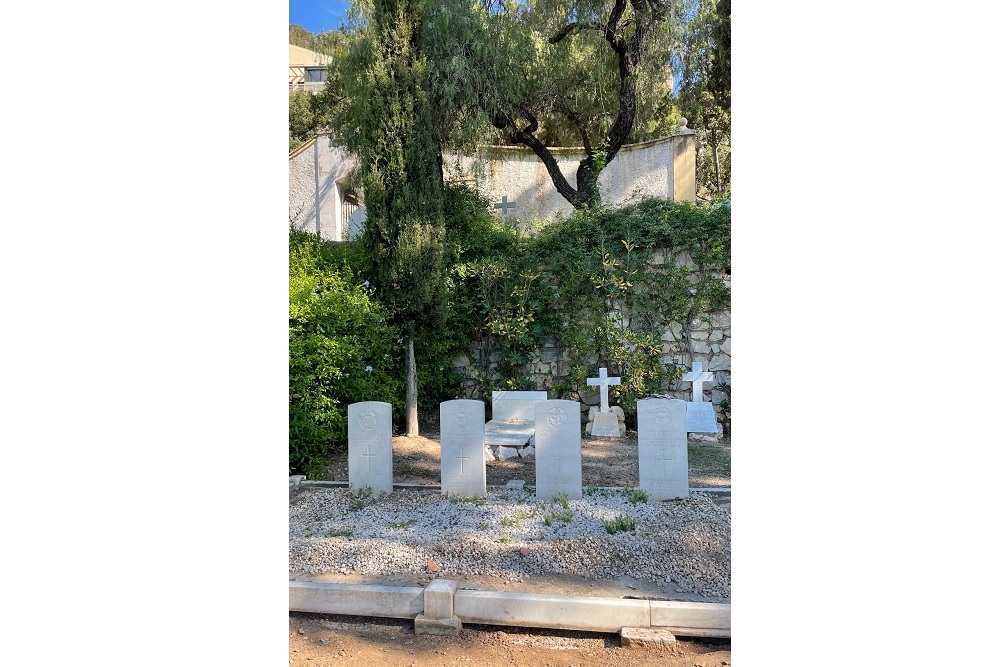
<box><xmin>655</xmin><ymin>447</ymin><xmax>672</xmax><ymax>476</ymax></box>
<box><xmin>586</xmin><ymin>367</ymin><xmax>621</xmax><ymax>413</ymax></box>
<box><xmin>493</xmin><ymin>195</ymin><xmax>516</xmax><ymax>218</ymax></box>
<box><xmin>550</xmin><ymin>442</ymin><xmax>573</xmax><ymax>481</ymax></box>
<box><xmin>457</xmin><ymin>447</ymin><xmax>470</xmax><ymax>475</ymax></box>
<box><xmin>362</xmin><ymin>445</ymin><xmax>376</xmax><ymax>471</ymax></box>
<box><xmin>681</xmin><ymin>361</ymin><xmax>715</xmax><ymax>402</ymax></box>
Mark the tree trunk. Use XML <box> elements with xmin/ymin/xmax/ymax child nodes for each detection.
<box><xmin>712</xmin><ymin>139</ymin><xmax>722</xmax><ymax>194</ymax></box>
<box><xmin>405</xmin><ymin>335</ymin><xmax>418</xmax><ymax>437</ymax></box>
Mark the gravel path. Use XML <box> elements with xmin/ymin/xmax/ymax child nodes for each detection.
<box><xmin>289</xmin><ymin>486</ymin><xmax>730</xmax><ymax>601</ymax></box>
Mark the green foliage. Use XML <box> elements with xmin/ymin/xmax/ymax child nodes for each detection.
<box><xmin>288</xmin><ymin>231</ymin><xmax>402</xmax><ymax>476</ymax></box>
<box><xmin>626</xmin><ymin>488</ymin><xmax>650</xmax><ymax>504</ymax></box>
<box><xmin>447</xmin><ymin>495</ymin><xmax>486</xmax><ymax>505</ymax></box>
<box><xmin>603</xmin><ymin>514</ymin><xmax>637</xmax><ymax>534</ymax></box>
<box><xmin>674</xmin><ymin>0</ymin><xmax>731</xmax><ymax>197</ymax></box>
<box><xmin>326</xmin><ymin>528</ymin><xmax>354</xmax><ymax>538</ymax></box>
<box><xmin>447</xmin><ymin>196</ymin><xmax>730</xmax><ymax>419</ymax></box>
<box><xmin>541</xmin><ymin>493</ymin><xmax>575</xmax><ymax>526</ymax></box>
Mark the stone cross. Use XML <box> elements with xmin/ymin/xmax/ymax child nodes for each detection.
<box><xmin>493</xmin><ymin>195</ymin><xmax>516</xmax><ymax>217</ymax></box>
<box><xmin>586</xmin><ymin>367</ymin><xmax>621</xmax><ymax>413</ymax></box>
<box><xmin>681</xmin><ymin>361</ymin><xmax>714</xmax><ymax>402</ymax></box>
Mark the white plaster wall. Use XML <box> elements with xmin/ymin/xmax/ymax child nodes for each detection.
<box><xmin>289</xmin><ymin>133</ymin><xmax>684</xmax><ymax>239</ymax></box>
<box><xmin>288</xmin><ymin>135</ymin><xmax>356</xmax><ymax>242</ymax></box>
<box><xmin>451</xmin><ymin>138</ymin><xmax>674</xmax><ymax>223</ymax></box>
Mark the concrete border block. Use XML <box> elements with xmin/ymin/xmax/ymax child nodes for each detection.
<box><xmin>423</xmin><ymin>579</ymin><xmax>458</xmax><ymax>619</ymax></box>
<box><xmin>414</xmin><ymin>613</ymin><xmax>462</xmax><ymax>636</ymax></box>
<box><xmin>649</xmin><ymin>600</ymin><xmax>731</xmax><ymax>637</ymax></box>
<box><xmin>454</xmin><ymin>590</ymin><xmax>650</xmax><ymax>632</ymax></box>
<box><xmin>289</xmin><ymin>581</ymin><xmax>423</xmax><ymax>618</ymax></box>
<box><xmin>621</xmin><ymin>626</ymin><xmax>678</xmax><ymax>648</ymax></box>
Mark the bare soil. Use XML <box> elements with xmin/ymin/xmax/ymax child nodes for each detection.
<box><xmin>297</xmin><ymin>426</ymin><xmax>732</xmax><ymax>665</ymax></box>
<box><xmin>290</xmin><ymin>612</ymin><xmax>732</xmax><ymax>667</ymax></box>
<box><xmin>320</xmin><ymin>427</ymin><xmax>731</xmax><ymax>489</ymax></box>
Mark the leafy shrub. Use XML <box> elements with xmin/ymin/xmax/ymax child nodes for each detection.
<box><xmin>289</xmin><ymin>231</ymin><xmax>402</xmax><ymax>476</ymax></box>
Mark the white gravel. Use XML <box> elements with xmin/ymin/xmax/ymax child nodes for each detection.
<box><xmin>289</xmin><ymin>486</ymin><xmax>730</xmax><ymax>601</ymax></box>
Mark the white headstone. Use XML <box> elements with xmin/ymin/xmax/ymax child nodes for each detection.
<box><xmin>681</xmin><ymin>361</ymin><xmax>714</xmax><ymax>402</ymax></box>
<box><xmin>686</xmin><ymin>401</ymin><xmax>719</xmax><ymax>433</ymax></box>
<box><xmin>637</xmin><ymin>398</ymin><xmax>688</xmax><ymax>500</ymax></box>
<box><xmin>440</xmin><ymin>400</ymin><xmax>487</xmax><ymax>497</ymax></box>
<box><xmin>586</xmin><ymin>367</ymin><xmax>621</xmax><ymax>413</ymax></box>
<box><xmin>534</xmin><ymin>400</ymin><xmax>582</xmax><ymax>500</ymax></box>
<box><xmin>347</xmin><ymin>401</ymin><xmax>393</xmax><ymax>495</ymax></box>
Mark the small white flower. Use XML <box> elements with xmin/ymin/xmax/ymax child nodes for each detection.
<box><xmin>365</xmin><ymin>365</ymin><xmax>373</xmax><ymax>373</ymax></box>
<box><xmin>363</xmin><ymin>280</ymin><xmax>370</xmax><ymax>287</ymax></box>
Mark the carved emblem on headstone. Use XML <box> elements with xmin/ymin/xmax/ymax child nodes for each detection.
<box><xmin>654</xmin><ymin>406</ymin><xmax>671</xmax><ymax>425</ymax></box>
<box><xmin>360</xmin><ymin>409</ymin><xmax>377</xmax><ymax>430</ymax></box>
<box><xmin>546</xmin><ymin>407</ymin><xmax>568</xmax><ymax>428</ymax></box>
<box><xmin>454</xmin><ymin>408</ymin><xmax>469</xmax><ymax>425</ymax></box>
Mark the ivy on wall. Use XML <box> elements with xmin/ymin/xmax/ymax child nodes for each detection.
<box><xmin>451</xmin><ymin>195</ymin><xmax>731</xmax><ymax>417</ymax></box>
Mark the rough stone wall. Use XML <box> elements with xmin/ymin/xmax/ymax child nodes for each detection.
<box><xmin>448</xmin><ymin>253</ymin><xmax>731</xmax><ymax>431</ymax></box>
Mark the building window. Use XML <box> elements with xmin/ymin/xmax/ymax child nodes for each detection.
<box><xmin>305</xmin><ymin>67</ymin><xmax>327</xmax><ymax>83</ymax></box>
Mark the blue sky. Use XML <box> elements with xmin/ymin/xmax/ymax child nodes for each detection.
<box><xmin>289</xmin><ymin>0</ymin><xmax>352</xmax><ymax>34</ymax></box>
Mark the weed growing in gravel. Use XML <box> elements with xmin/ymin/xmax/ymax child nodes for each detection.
<box><xmin>347</xmin><ymin>487</ymin><xmax>372</xmax><ymax>511</ymax></box>
<box><xmin>448</xmin><ymin>495</ymin><xmax>486</xmax><ymax>506</ymax></box>
<box><xmin>496</xmin><ymin>536</ymin><xmax>513</xmax><ymax>544</ymax></box>
<box><xmin>326</xmin><ymin>528</ymin><xmax>353</xmax><ymax>538</ymax></box>
<box><xmin>388</xmin><ymin>520</ymin><xmax>413</xmax><ymax>530</ymax></box>
<box><xmin>585</xmin><ymin>485</ymin><xmax>613</xmax><ymax>498</ymax></box>
<box><xmin>499</xmin><ymin>508</ymin><xmax>534</xmax><ymax>527</ymax></box>
<box><xmin>541</xmin><ymin>494</ymin><xmax>575</xmax><ymax>526</ymax></box>
<box><xmin>602</xmin><ymin>515</ymin><xmax>637</xmax><ymax>534</ymax></box>
<box><xmin>626</xmin><ymin>488</ymin><xmax>649</xmax><ymax>504</ymax></box>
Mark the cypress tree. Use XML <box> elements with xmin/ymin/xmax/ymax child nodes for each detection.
<box><xmin>353</xmin><ymin>0</ymin><xmax>446</xmax><ymax>437</ymax></box>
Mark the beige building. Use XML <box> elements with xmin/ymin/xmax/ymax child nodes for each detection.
<box><xmin>289</xmin><ymin>44</ymin><xmax>333</xmax><ymax>93</ymax></box>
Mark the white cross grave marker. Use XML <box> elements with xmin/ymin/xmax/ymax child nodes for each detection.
<box><xmin>493</xmin><ymin>195</ymin><xmax>516</xmax><ymax>217</ymax></box>
<box><xmin>681</xmin><ymin>361</ymin><xmax>714</xmax><ymax>402</ymax></box>
<box><xmin>586</xmin><ymin>367</ymin><xmax>621</xmax><ymax>413</ymax></box>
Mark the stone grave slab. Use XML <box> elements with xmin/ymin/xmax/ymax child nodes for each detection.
<box><xmin>491</xmin><ymin>391</ymin><xmax>548</xmax><ymax>422</ymax></box>
<box><xmin>637</xmin><ymin>398</ymin><xmax>688</xmax><ymax>500</ymax></box>
<box><xmin>347</xmin><ymin>401</ymin><xmax>393</xmax><ymax>495</ymax></box>
<box><xmin>534</xmin><ymin>399</ymin><xmax>582</xmax><ymax>500</ymax></box>
<box><xmin>440</xmin><ymin>400</ymin><xmax>487</xmax><ymax>498</ymax></box>
<box><xmin>485</xmin><ymin>391</ymin><xmax>547</xmax><ymax>448</ymax></box>
<box><xmin>686</xmin><ymin>401</ymin><xmax>720</xmax><ymax>433</ymax></box>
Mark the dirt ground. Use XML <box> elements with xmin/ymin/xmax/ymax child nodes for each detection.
<box><xmin>297</xmin><ymin>426</ymin><xmax>731</xmax><ymax>665</ymax></box>
<box><xmin>289</xmin><ymin>612</ymin><xmax>732</xmax><ymax>667</ymax></box>
<box><xmin>319</xmin><ymin>427</ymin><xmax>731</xmax><ymax>489</ymax></box>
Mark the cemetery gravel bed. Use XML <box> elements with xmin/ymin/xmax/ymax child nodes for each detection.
<box><xmin>289</xmin><ymin>486</ymin><xmax>730</xmax><ymax>601</ymax></box>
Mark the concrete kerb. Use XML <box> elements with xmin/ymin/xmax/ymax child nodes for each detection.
<box><xmin>292</xmin><ymin>478</ymin><xmax>731</xmax><ymax>495</ymax></box>
<box><xmin>289</xmin><ymin>579</ymin><xmax>730</xmax><ymax>638</ymax></box>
